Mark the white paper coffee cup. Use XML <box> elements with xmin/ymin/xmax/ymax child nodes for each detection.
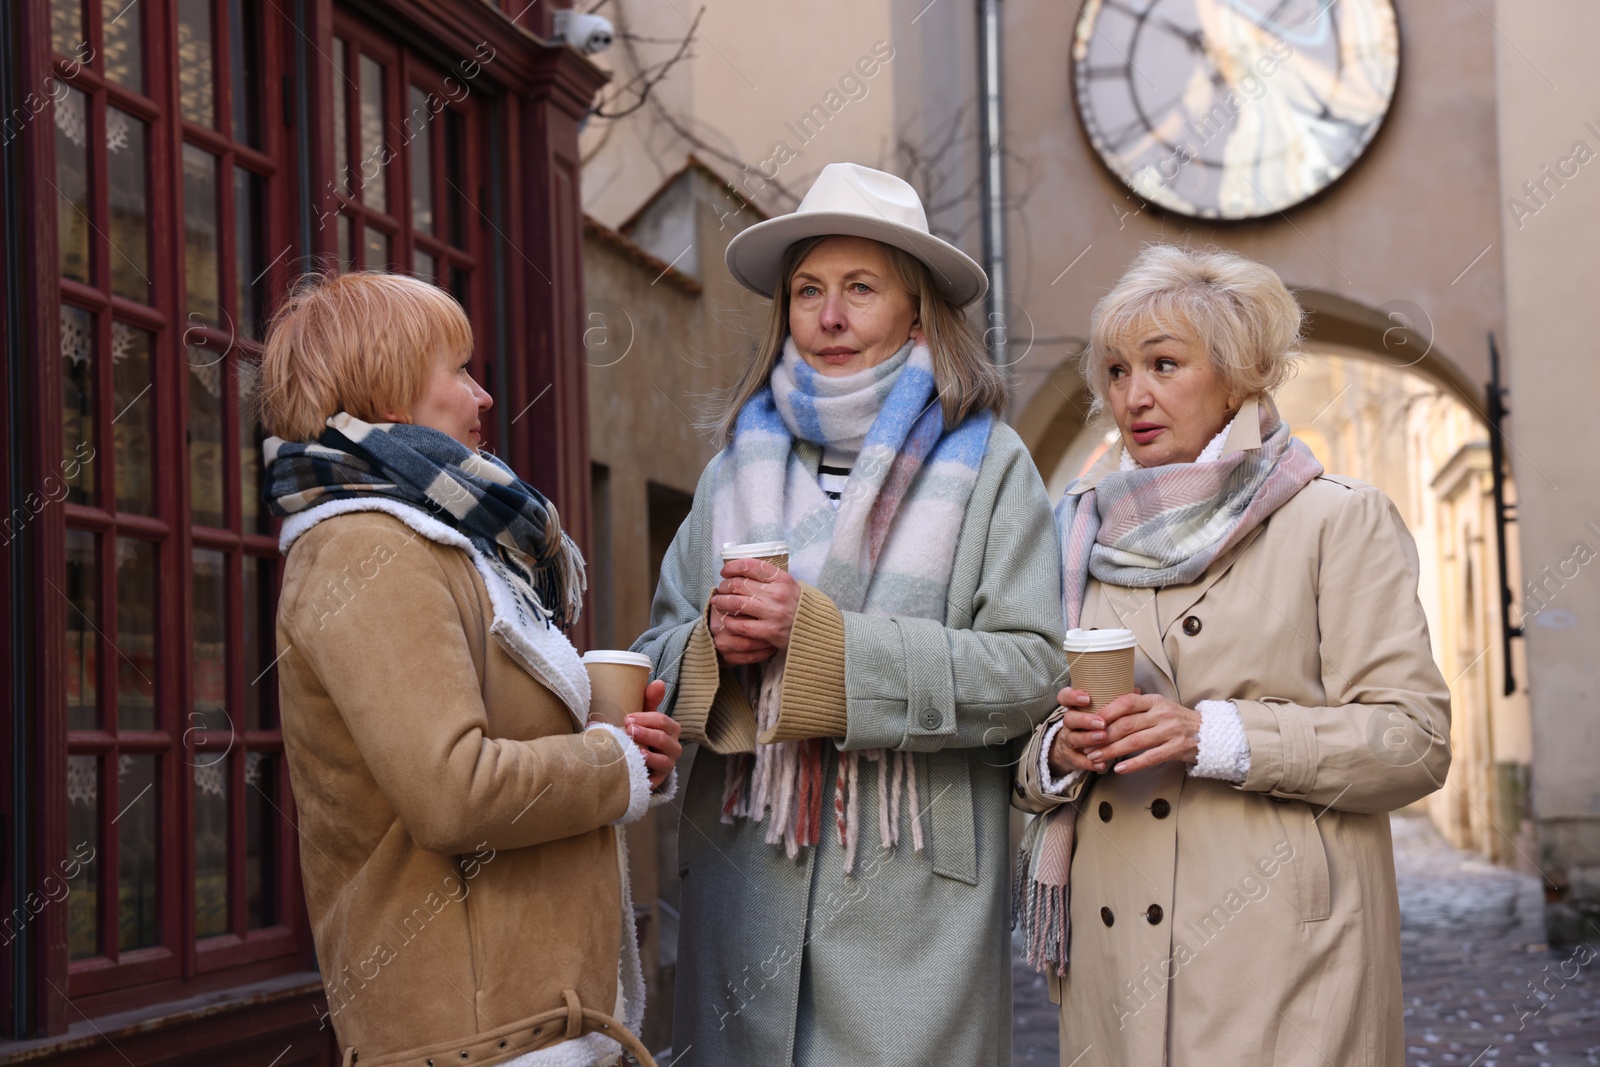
<box><xmin>581</xmin><ymin>650</ymin><xmax>653</xmax><ymax>728</ymax></box>
<box><xmin>720</xmin><ymin>540</ymin><xmax>789</xmax><ymax>571</ymax></box>
<box><xmin>1064</xmin><ymin>628</ymin><xmax>1136</xmax><ymax>713</ymax></box>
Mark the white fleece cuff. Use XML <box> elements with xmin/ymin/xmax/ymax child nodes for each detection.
<box><xmin>649</xmin><ymin>768</ymin><xmax>679</xmax><ymax>808</ymax></box>
<box><xmin>1191</xmin><ymin>699</ymin><xmax>1250</xmax><ymax>784</ymax></box>
<box><xmin>1039</xmin><ymin>719</ymin><xmax>1085</xmax><ymax>795</ymax></box>
<box><xmin>586</xmin><ymin>723</ymin><xmax>651</xmax><ymax>824</ymax></box>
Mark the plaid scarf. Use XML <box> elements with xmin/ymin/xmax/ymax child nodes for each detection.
<box><xmin>263</xmin><ymin>413</ymin><xmax>586</xmax><ymax>631</ymax></box>
<box><xmin>1057</xmin><ymin>396</ymin><xmax>1322</xmax><ymax>628</ymax></box>
<box><xmin>1017</xmin><ymin>397</ymin><xmax>1322</xmax><ymax>975</ymax></box>
<box><xmin>714</xmin><ymin>340</ymin><xmax>994</xmax><ymax>871</ymax></box>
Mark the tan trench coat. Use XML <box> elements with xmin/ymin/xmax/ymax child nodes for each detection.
<box><xmin>1018</xmin><ymin>417</ymin><xmax>1452</xmax><ymax>1067</ymax></box>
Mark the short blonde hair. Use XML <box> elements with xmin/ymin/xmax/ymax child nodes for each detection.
<box><xmin>716</xmin><ymin>236</ymin><xmax>1006</xmax><ymax>446</ymax></box>
<box><xmin>259</xmin><ymin>270</ymin><xmax>473</xmax><ymax>441</ymax></box>
<box><xmin>1082</xmin><ymin>244</ymin><xmax>1303</xmax><ymax>416</ymax></box>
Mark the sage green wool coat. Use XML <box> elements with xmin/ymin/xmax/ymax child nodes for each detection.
<box><xmin>635</xmin><ymin>422</ymin><xmax>1065</xmax><ymax>1066</ymax></box>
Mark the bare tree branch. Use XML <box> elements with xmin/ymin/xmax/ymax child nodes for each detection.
<box><xmin>588</xmin><ymin>4</ymin><xmax>703</xmax><ymax>121</ymax></box>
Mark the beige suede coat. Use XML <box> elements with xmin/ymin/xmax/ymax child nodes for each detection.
<box><xmin>1017</xmin><ymin>428</ymin><xmax>1451</xmax><ymax>1067</ymax></box>
<box><xmin>275</xmin><ymin>505</ymin><xmax>654</xmax><ymax>1067</ymax></box>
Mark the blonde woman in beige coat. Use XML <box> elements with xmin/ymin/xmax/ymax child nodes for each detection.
<box><xmin>1015</xmin><ymin>245</ymin><xmax>1451</xmax><ymax>1066</ymax></box>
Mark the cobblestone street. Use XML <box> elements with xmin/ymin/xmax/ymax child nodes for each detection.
<box><xmin>1010</xmin><ymin>814</ymin><xmax>1600</xmax><ymax>1065</ymax></box>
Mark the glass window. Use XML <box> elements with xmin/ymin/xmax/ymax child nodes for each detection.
<box><xmin>60</xmin><ymin>305</ymin><xmax>95</xmax><ymax>506</ymax></box>
<box><xmin>358</xmin><ymin>54</ymin><xmax>387</xmax><ymax>213</ymax></box>
<box><xmin>116</xmin><ymin>754</ymin><xmax>159</xmax><ymax>950</ymax></box>
<box><xmin>193</xmin><ymin>759</ymin><xmax>228</xmax><ymax>938</ymax></box>
<box><xmin>66</xmin><ymin>754</ymin><xmax>100</xmax><ymax>959</ymax></box>
<box><xmin>240</xmin><ymin>365</ymin><xmax>265</xmax><ymax>533</ymax></box>
<box><xmin>229</xmin><ymin>0</ymin><xmax>258</xmax><ymax>146</ymax></box>
<box><xmin>187</xmin><ymin>345</ymin><xmax>226</xmax><ymax>529</ymax></box>
<box><xmin>178</xmin><ymin>0</ymin><xmax>215</xmax><ymax>127</ymax></box>
<box><xmin>234</xmin><ymin>167</ymin><xmax>264</xmax><ymax>340</ymax></box>
<box><xmin>55</xmin><ymin>87</ymin><xmax>90</xmax><ymax>283</ymax></box>
<box><xmin>332</xmin><ymin>38</ymin><xmax>350</xmax><ymax>197</ymax></box>
<box><xmin>242</xmin><ymin>555</ymin><xmax>274</xmax><ymax>728</ymax></box>
<box><xmin>65</xmin><ymin>530</ymin><xmax>99</xmax><ymax>731</ymax></box>
<box><xmin>51</xmin><ymin>0</ymin><xmax>84</xmax><ymax>57</ymax></box>
<box><xmin>102</xmin><ymin>0</ymin><xmax>144</xmax><ymax>93</ymax></box>
<box><xmin>47</xmin><ymin>0</ymin><xmax>302</xmax><ymax>1011</ymax></box>
<box><xmin>106</xmin><ymin>107</ymin><xmax>151</xmax><ymax>303</ymax></box>
<box><xmin>245</xmin><ymin>751</ymin><xmax>278</xmax><ymax>929</ymax></box>
<box><xmin>191</xmin><ymin>548</ymin><xmax>229</xmax><ymax>732</ymax></box>
<box><xmin>409</xmin><ymin>85</ymin><xmax>433</xmax><ymax>235</ymax></box>
<box><xmin>111</xmin><ymin>322</ymin><xmax>154</xmax><ymax>513</ymax></box>
<box><xmin>183</xmin><ymin>144</ymin><xmax>221</xmax><ymax>326</ymax></box>
<box><xmin>364</xmin><ymin>226</ymin><xmax>389</xmax><ymax>270</ymax></box>
<box><xmin>115</xmin><ymin>538</ymin><xmax>158</xmax><ymax>730</ymax></box>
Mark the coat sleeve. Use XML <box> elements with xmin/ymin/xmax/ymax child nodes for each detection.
<box><xmin>839</xmin><ymin>432</ymin><xmax>1068</xmax><ymax>753</ymax></box>
<box><xmin>279</xmin><ymin>520</ymin><xmax>641</xmax><ymax>855</ymax></box>
<box><xmin>1234</xmin><ymin>482</ymin><xmax>1452</xmax><ymax>813</ymax></box>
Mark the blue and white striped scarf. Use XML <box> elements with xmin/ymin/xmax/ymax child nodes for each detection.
<box><xmin>713</xmin><ymin>339</ymin><xmax>994</xmax><ymax>868</ymax></box>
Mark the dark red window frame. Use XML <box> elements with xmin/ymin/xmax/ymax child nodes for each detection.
<box><xmin>37</xmin><ymin>0</ymin><xmax>308</xmax><ymax>1025</ymax></box>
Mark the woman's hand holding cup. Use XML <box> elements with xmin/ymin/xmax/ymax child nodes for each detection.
<box><xmin>627</xmin><ymin>679</ymin><xmax>682</xmax><ymax>790</ymax></box>
<box><xmin>1047</xmin><ymin>686</ymin><xmax>1111</xmax><ymax>776</ymax></box>
<box><xmin>709</xmin><ymin>558</ymin><xmax>799</xmax><ymax>665</ymax></box>
<box><xmin>1048</xmin><ymin>686</ymin><xmax>1204</xmax><ymax>777</ymax></box>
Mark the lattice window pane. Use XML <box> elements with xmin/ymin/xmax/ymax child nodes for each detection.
<box><xmin>116</xmin><ymin>754</ymin><xmax>159</xmax><ymax>950</ymax></box>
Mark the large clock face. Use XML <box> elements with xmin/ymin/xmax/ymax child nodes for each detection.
<box><xmin>1073</xmin><ymin>0</ymin><xmax>1400</xmax><ymax>220</ymax></box>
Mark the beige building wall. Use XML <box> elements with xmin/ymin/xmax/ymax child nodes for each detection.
<box><xmin>1493</xmin><ymin>0</ymin><xmax>1600</xmax><ymax>942</ymax></box>
<box><xmin>580</xmin><ymin>0</ymin><xmax>901</xmax><ymax>226</ymax></box>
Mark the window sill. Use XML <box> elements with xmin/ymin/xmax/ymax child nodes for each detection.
<box><xmin>0</xmin><ymin>971</ymin><xmax>323</xmax><ymax>1064</ymax></box>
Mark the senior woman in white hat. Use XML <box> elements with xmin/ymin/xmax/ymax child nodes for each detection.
<box><xmin>634</xmin><ymin>163</ymin><xmax>1064</xmax><ymax>1065</ymax></box>
<box><xmin>1013</xmin><ymin>244</ymin><xmax>1451</xmax><ymax>1065</ymax></box>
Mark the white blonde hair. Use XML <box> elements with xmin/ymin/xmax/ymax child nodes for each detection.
<box><xmin>1082</xmin><ymin>244</ymin><xmax>1304</xmax><ymax>416</ymax></box>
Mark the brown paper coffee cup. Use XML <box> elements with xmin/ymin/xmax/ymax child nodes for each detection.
<box><xmin>721</xmin><ymin>540</ymin><xmax>789</xmax><ymax>572</ymax></box>
<box><xmin>581</xmin><ymin>650</ymin><xmax>653</xmax><ymax>728</ymax></box>
<box><xmin>1064</xmin><ymin>628</ymin><xmax>1136</xmax><ymax>713</ymax></box>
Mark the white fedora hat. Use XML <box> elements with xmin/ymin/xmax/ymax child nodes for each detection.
<box><xmin>725</xmin><ymin>163</ymin><xmax>989</xmax><ymax>308</ymax></box>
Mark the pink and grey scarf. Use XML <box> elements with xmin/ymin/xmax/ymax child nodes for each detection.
<box><xmin>712</xmin><ymin>339</ymin><xmax>994</xmax><ymax>872</ymax></box>
<box><xmin>1018</xmin><ymin>397</ymin><xmax>1322</xmax><ymax>974</ymax></box>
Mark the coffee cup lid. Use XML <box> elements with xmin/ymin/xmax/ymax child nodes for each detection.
<box><xmin>581</xmin><ymin>650</ymin><xmax>654</xmax><ymax>668</ymax></box>
<box><xmin>1064</xmin><ymin>628</ymin><xmax>1137</xmax><ymax>653</ymax></box>
<box><xmin>721</xmin><ymin>540</ymin><xmax>790</xmax><ymax>560</ymax></box>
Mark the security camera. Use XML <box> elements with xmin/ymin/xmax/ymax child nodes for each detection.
<box><xmin>554</xmin><ymin>10</ymin><xmax>615</xmax><ymax>55</ymax></box>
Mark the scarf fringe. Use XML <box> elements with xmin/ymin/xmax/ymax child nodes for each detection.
<box><xmin>1013</xmin><ymin>811</ymin><xmax>1073</xmax><ymax>977</ymax></box>
<box><xmin>727</xmin><ymin>733</ymin><xmax>924</xmax><ymax>876</ymax></box>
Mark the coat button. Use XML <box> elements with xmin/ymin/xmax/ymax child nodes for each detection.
<box><xmin>1098</xmin><ymin>801</ymin><xmax>1113</xmax><ymax>822</ymax></box>
<box><xmin>1101</xmin><ymin>906</ymin><xmax>1115</xmax><ymax>927</ymax></box>
<box><xmin>1147</xmin><ymin>904</ymin><xmax>1164</xmax><ymax>925</ymax></box>
<box><xmin>1151</xmin><ymin>798</ymin><xmax>1171</xmax><ymax>819</ymax></box>
<box><xmin>922</xmin><ymin>708</ymin><xmax>941</xmax><ymax>729</ymax></box>
<box><xmin>1182</xmin><ymin>615</ymin><xmax>1202</xmax><ymax>636</ymax></box>
<box><xmin>1014</xmin><ymin>781</ymin><xmax>1026</xmax><ymax>797</ymax></box>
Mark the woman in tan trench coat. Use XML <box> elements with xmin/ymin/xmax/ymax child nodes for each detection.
<box><xmin>1015</xmin><ymin>245</ymin><xmax>1451</xmax><ymax>1066</ymax></box>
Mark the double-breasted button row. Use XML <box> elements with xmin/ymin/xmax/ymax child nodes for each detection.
<box><xmin>1100</xmin><ymin>904</ymin><xmax>1164</xmax><ymax>926</ymax></box>
<box><xmin>1098</xmin><ymin>801</ymin><xmax>1113</xmax><ymax>822</ymax></box>
<box><xmin>1150</xmin><ymin>798</ymin><xmax>1171</xmax><ymax>818</ymax></box>
<box><xmin>1182</xmin><ymin>615</ymin><xmax>1202</xmax><ymax>636</ymax></box>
